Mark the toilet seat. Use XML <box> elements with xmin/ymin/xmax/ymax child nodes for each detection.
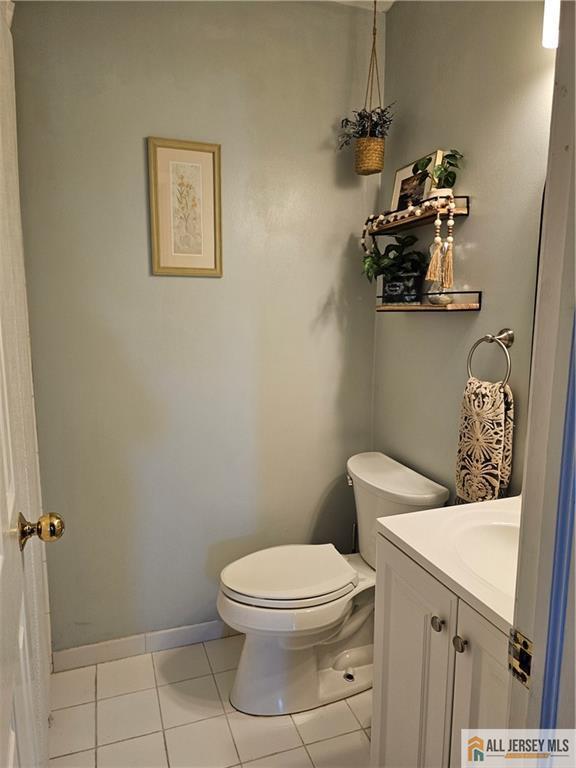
<box><xmin>220</xmin><ymin>544</ymin><xmax>358</xmax><ymax>609</ymax></box>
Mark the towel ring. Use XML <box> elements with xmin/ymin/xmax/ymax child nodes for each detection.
<box><xmin>467</xmin><ymin>328</ymin><xmax>514</xmax><ymax>390</ymax></box>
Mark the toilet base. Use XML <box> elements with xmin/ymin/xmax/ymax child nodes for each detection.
<box><xmin>230</xmin><ymin>635</ymin><xmax>373</xmax><ymax>716</ymax></box>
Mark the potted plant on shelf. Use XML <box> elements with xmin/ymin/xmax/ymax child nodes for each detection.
<box><xmin>412</xmin><ymin>149</ymin><xmax>464</xmax><ymax>197</ymax></box>
<box><xmin>338</xmin><ymin>105</ymin><xmax>394</xmax><ymax>175</ymax></box>
<box><xmin>362</xmin><ymin>234</ymin><xmax>429</xmax><ymax>303</ymax></box>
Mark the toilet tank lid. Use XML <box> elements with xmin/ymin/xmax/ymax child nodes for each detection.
<box><xmin>347</xmin><ymin>452</ymin><xmax>449</xmax><ymax>506</ymax></box>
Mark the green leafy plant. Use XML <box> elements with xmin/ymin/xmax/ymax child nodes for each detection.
<box><xmin>338</xmin><ymin>105</ymin><xmax>394</xmax><ymax>149</ymax></box>
<box><xmin>362</xmin><ymin>234</ymin><xmax>429</xmax><ymax>286</ymax></box>
<box><xmin>412</xmin><ymin>149</ymin><xmax>464</xmax><ymax>190</ymax></box>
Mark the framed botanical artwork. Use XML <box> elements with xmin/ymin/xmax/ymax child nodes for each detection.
<box><xmin>148</xmin><ymin>137</ymin><xmax>222</xmax><ymax>277</ymax></box>
<box><xmin>390</xmin><ymin>149</ymin><xmax>443</xmax><ymax>212</ymax></box>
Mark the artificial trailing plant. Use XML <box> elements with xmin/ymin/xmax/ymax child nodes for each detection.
<box><xmin>338</xmin><ymin>105</ymin><xmax>394</xmax><ymax>149</ymax></box>
<box><xmin>412</xmin><ymin>149</ymin><xmax>464</xmax><ymax>190</ymax></box>
<box><xmin>362</xmin><ymin>234</ymin><xmax>429</xmax><ymax>302</ymax></box>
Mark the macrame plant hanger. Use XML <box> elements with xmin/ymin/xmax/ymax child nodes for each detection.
<box><xmin>364</xmin><ymin>0</ymin><xmax>382</xmax><ymax>120</ymax></box>
<box><xmin>355</xmin><ymin>0</ymin><xmax>385</xmax><ymax>175</ymax></box>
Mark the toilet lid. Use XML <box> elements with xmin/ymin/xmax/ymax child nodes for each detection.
<box><xmin>220</xmin><ymin>544</ymin><xmax>358</xmax><ymax>607</ymax></box>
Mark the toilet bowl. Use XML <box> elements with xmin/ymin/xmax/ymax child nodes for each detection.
<box><xmin>217</xmin><ymin>452</ymin><xmax>449</xmax><ymax>716</ymax></box>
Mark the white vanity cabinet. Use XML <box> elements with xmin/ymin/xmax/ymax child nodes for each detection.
<box><xmin>371</xmin><ymin>536</ymin><xmax>510</xmax><ymax>768</ymax></box>
<box><xmin>449</xmin><ymin>601</ymin><xmax>510</xmax><ymax>767</ymax></box>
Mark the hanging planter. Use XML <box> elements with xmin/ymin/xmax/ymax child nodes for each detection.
<box><xmin>355</xmin><ymin>137</ymin><xmax>385</xmax><ymax>176</ymax></box>
<box><xmin>338</xmin><ymin>1</ymin><xmax>393</xmax><ymax>176</ymax></box>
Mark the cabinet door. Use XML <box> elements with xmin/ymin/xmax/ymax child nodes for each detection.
<box><xmin>371</xmin><ymin>537</ymin><xmax>458</xmax><ymax>768</ymax></box>
<box><xmin>449</xmin><ymin>602</ymin><xmax>510</xmax><ymax>768</ymax></box>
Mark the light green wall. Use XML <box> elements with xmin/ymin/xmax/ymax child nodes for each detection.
<box><xmin>13</xmin><ymin>1</ymin><xmax>379</xmax><ymax>650</ymax></box>
<box><xmin>373</xmin><ymin>1</ymin><xmax>555</xmax><ymax>497</ymax></box>
<box><xmin>15</xmin><ymin>1</ymin><xmax>555</xmax><ymax>652</ymax></box>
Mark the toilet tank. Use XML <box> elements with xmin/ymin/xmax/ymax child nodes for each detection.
<box><xmin>347</xmin><ymin>452</ymin><xmax>449</xmax><ymax>568</ymax></box>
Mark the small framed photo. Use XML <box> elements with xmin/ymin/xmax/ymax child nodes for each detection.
<box><xmin>148</xmin><ymin>137</ymin><xmax>222</xmax><ymax>277</ymax></box>
<box><xmin>390</xmin><ymin>150</ymin><xmax>443</xmax><ymax>212</ymax></box>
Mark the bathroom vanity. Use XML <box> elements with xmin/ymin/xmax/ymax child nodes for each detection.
<box><xmin>371</xmin><ymin>496</ymin><xmax>521</xmax><ymax>768</ymax></box>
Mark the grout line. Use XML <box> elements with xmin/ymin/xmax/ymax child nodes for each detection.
<box><xmin>300</xmin><ymin>725</ymin><xmax>363</xmax><ymax>746</ymax></box>
<box><xmin>290</xmin><ymin>714</ymin><xmax>305</xmax><ymax>748</ymax></box>
<box><xmin>344</xmin><ymin>696</ymin><xmax>365</xmax><ymax>729</ymax></box>
<box><xmin>156</xmin><ymin>671</ymin><xmax>214</xmax><ymax>690</ymax></box>
<box><xmin>94</xmin><ymin>665</ymin><xmax>98</xmax><ymax>768</ymax></box>
<box><xmin>213</xmin><ymin>669</ymin><xmax>242</xmax><ymax>766</ymax></box>
<box><xmin>150</xmin><ymin>647</ymin><xmax>171</xmax><ymax>768</ymax></box>
<box><xmin>96</xmin><ymin>728</ymin><xmax>164</xmax><ymax>750</ymax></box>
<box><xmin>96</xmin><ymin>683</ymin><xmax>157</xmax><ymax>703</ymax></box>
<box><xmin>95</xmin><ymin>730</ymin><xmax>167</xmax><ymax>750</ymax></box>
<box><xmin>49</xmin><ymin>700</ymin><xmax>95</xmax><ymax>714</ymax></box>
<box><xmin>51</xmin><ymin>698</ymin><xmax>95</xmax><ymax>713</ymax></box>
<box><xmin>203</xmin><ymin>641</ymin><xmax>217</xmax><ymax>676</ymax></box>
<box><xmin>303</xmin><ymin>742</ymin><xmax>316</xmax><ymax>768</ymax></box>
<box><xmin>162</xmin><ymin>711</ymin><xmax>230</xmax><ymax>732</ymax></box>
<box><xmin>50</xmin><ymin>747</ymin><xmax>97</xmax><ymax>761</ymax></box>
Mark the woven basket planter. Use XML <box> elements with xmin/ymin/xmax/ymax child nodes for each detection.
<box><xmin>355</xmin><ymin>137</ymin><xmax>385</xmax><ymax>175</ymax></box>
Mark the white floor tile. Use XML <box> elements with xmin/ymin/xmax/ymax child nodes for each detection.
<box><xmin>49</xmin><ymin>750</ymin><xmax>95</xmax><ymax>768</ymax></box>
<box><xmin>51</xmin><ymin>667</ymin><xmax>95</xmax><ymax>710</ymax></box>
<box><xmin>158</xmin><ymin>675</ymin><xmax>224</xmax><ymax>728</ymax></box>
<box><xmin>165</xmin><ymin>716</ymin><xmax>239</xmax><ymax>768</ymax></box>
<box><xmin>214</xmin><ymin>669</ymin><xmax>236</xmax><ymax>712</ymax></box>
<box><xmin>227</xmin><ymin>710</ymin><xmax>302</xmax><ymax>764</ymax></box>
<box><xmin>243</xmin><ymin>746</ymin><xmax>313</xmax><ymax>767</ymax></box>
<box><xmin>153</xmin><ymin>643</ymin><xmax>211</xmax><ymax>686</ymax></box>
<box><xmin>306</xmin><ymin>731</ymin><xmax>370</xmax><ymax>768</ymax></box>
<box><xmin>49</xmin><ymin>704</ymin><xmax>96</xmax><ymax>758</ymax></box>
<box><xmin>98</xmin><ymin>732</ymin><xmax>168</xmax><ymax>768</ymax></box>
<box><xmin>346</xmin><ymin>689</ymin><xmax>372</xmax><ymax>729</ymax></box>
<box><xmin>97</xmin><ymin>653</ymin><xmax>155</xmax><ymax>699</ymax></box>
<box><xmin>292</xmin><ymin>701</ymin><xmax>360</xmax><ymax>745</ymax></box>
<box><xmin>204</xmin><ymin>635</ymin><xmax>244</xmax><ymax>673</ymax></box>
<box><xmin>97</xmin><ymin>689</ymin><xmax>162</xmax><ymax>745</ymax></box>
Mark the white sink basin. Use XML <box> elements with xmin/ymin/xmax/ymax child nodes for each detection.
<box><xmin>377</xmin><ymin>496</ymin><xmax>521</xmax><ymax>631</ymax></box>
<box><xmin>454</xmin><ymin>520</ymin><xmax>520</xmax><ymax>593</ymax></box>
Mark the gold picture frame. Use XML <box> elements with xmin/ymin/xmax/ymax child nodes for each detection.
<box><xmin>390</xmin><ymin>149</ymin><xmax>444</xmax><ymax>212</ymax></box>
<box><xmin>148</xmin><ymin>137</ymin><xmax>222</xmax><ymax>277</ymax></box>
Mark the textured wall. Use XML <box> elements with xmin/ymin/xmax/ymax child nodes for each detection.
<box><xmin>372</xmin><ymin>1</ymin><xmax>555</xmax><ymax>497</ymax></box>
<box><xmin>13</xmin><ymin>2</ymin><xmax>379</xmax><ymax>649</ymax></box>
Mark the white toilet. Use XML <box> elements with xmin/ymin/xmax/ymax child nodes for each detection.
<box><xmin>217</xmin><ymin>452</ymin><xmax>449</xmax><ymax>716</ymax></box>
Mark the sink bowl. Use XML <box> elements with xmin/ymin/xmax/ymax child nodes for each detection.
<box><xmin>454</xmin><ymin>521</ymin><xmax>520</xmax><ymax>592</ymax></box>
<box><xmin>377</xmin><ymin>496</ymin><xmax>522</xmax><ymax>629</ymax></box>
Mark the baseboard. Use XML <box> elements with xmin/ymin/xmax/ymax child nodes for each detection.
<box><xmin>52</xmin><ymin>619</ymin><xmax>236</xmax><ymax>672</ymax></box>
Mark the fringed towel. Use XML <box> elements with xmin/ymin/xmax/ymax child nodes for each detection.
<box><xmin>455</xmin><ymin>376</ymin><xmax>514</xmax><ymax>504</ymax></box>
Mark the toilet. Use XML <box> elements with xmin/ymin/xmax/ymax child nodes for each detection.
<box><xmin>216</xmin><ymin>452</ymin><xmax>449</xmax><ymax>716</ymax></box>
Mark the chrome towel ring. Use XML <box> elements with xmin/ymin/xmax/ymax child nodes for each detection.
<box><xmin>467</xmin><ymin>328</ymin><xmax>514</xmax><ymax>389</ymax></box>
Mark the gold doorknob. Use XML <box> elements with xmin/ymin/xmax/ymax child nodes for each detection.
<box><xmin>18</xmin><ymin>512</ymin><xmax>65</xmax><ymax>551</ymax></box>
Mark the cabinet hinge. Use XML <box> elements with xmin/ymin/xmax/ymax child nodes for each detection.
<box><xmin>508</xmin><ymin>628</ymin><xmax>533</xmax><ymax>688</ymax></box>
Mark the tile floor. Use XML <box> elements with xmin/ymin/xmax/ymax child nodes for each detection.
<box><xmin>49</xmin><ymin>635</ymin><xmax>372</xmax><ymax>768</ymax></box>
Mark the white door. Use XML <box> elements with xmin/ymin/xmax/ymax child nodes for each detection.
<box><xmin>449</xmin><ymin>602</ymin><xmax>510</xmax><ymax>768</ymax></box>
<box><xmin>509</xmin><ymin>1</ymin><xmax>574</xmax><ymax>728</ymax></box>
<box><xmin>0</xmin><ymin>3</ymin><xmax>56</xmax><ymax>766</ymax></box>
<box><xmin>371</xmin><ymin>537</ymin><xmax>458</xmax><ymax>768</ymax></box>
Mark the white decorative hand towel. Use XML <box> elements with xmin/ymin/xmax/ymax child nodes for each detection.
<box><xmin>455</xmin><ymin>376</ymin><xmax>514</xmax><ymax>504</ymax></box>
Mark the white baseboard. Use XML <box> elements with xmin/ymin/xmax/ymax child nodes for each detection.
<box><xmin>52</xmin><ymin>619</ymin><xmax>236</xmax><ymax>672</ymax></box>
